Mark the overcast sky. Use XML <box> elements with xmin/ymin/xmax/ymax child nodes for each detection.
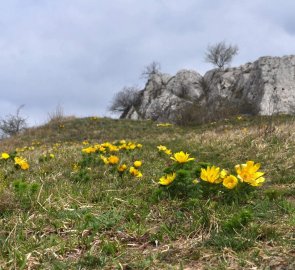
<box><xmin>0</xmin><ymin>0</ymin><xmax>294</xmax><ymax>126</ymax></box>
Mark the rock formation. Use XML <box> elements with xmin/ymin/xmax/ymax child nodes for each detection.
<box><xmin>122</xmin><ymin>55</ymin><xmax>295</xmax><ymax>122</ymax></box>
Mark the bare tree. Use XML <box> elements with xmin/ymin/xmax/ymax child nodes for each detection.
<box><xmin>141</xmin><ymin>61</ymin><xmax>161</xmax><ymax>80</ymax></box>
<box><xmin>109</xmin><ymin>86</ymin><xmax>140</xmax><ymax>113</ymax></box>
<box><xmin>0</xmin><ymin>105</ymin><xmax>27</xmax><ymax>137</ymax></box>
<box><xmin>205</xmin><ymin>41</ymin><xmax>238</xmax><ymax>69</ymax></box>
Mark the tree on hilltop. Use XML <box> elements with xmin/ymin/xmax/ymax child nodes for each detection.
<box><xmin>205</xmin><ymin>41</ymin><xmax>239</xmax><ymax>69</ymax></box>
<box><xmin>141</xmin><ymin>61</ymin><xmax>161</xmax><ymax>80</ymax></box>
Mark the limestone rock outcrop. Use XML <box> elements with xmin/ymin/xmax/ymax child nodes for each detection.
<box><xmin>122</xmin><ymin>55</ymin><xmax>295</xmax><ymax>122</ymax></box>
<box><xmin>125</xmin><ymin>70</ymin><xmax>204</xmax><ymax>121</ymax></box>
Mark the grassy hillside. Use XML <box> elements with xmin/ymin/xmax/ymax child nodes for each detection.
<box><xmin>0</xmin><ymin>116</ymin><xmax>294</xmax><ymax>269</ymax></box>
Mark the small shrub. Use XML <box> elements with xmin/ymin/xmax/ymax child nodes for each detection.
<box><xmin>109</xmin><ymin>86</ymin><xmax>141</xmax><ymax>114</ymax></box>
<box><xmin>47</xmin><ymin>104</ymin><xmax>65</xmax><ymax>123</ymax></box>
<box><xmin>141</xmin><ymin>61</ymin><xmax>161</xmax><ymax>80</ymax></box>
<box><xmin>0</xmin><ymin>105</ymin><xmax>27</xmax><ymax>137</ymax></box>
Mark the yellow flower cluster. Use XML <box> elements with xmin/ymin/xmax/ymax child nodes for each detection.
<box><xmin>14</xmin><ymin>157</ymin><xmax>30</xmax><ymax>170</ymax></box>
<box><xmin>129</xmin><ymin>166</ymin><xmax>143</xmax><ymax>178</ymax></box>
<box><xmin>82</xmin><ymin>140</ymin><xmax>142</xmax><ymax>154</ymax></box>
<box><xmin>200</xmin><ymin>161</ymin><xmax>265</xmax><ymax>188</ymax></box>
<box><xmin>79</xmin><ymin>139</ymin><xmax>144</xmax><ymax>179</ymax></box>
<box><xmin>158</xmin><ymin>151</ymin><xmax>195</xmax><ymax>185</ymax></box>
<box><xmin>40</xmin><ymin>152</ymin><xmax>55</xmax><ymax>160</ymax></box>
<box><xmin>15</xmin><ymin>146</ymin><xmax>35</xmax><ymax>153</ymax></box>
<box><xmin>1</xmin><ymin>141</ymin><xmax>51</xmax><ymax>171</ymax></box>
<box><xmin>118</xmin><ymin>164</ymin><xmax>127</xmax><ymax>173</ymax></box>
<box><xmin>158</xmin><ymin>147</ymin><xmax>265</xmax><ymax>192</ymax></box>
<box><xmin>157</xmin><ymin>145</ymin><xmax>172</xmax><ymax>155</ymax></box>
<box><xmin>1</xmin><ymin>152</ymin><xmax>30</xmax><ymax>170</ymax></box>
<box><xmin>100</xmin><ymin>155</ymin><xmax>120</xmax><ymax>165</ymax></box>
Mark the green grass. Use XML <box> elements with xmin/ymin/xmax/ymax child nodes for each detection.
<box><xmin>0</xmin><ymin>115</ymin><xmax>294</xmax><ymax>269</ymax></box>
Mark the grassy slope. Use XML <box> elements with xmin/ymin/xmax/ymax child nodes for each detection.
<box><xmin>0</xmin><ymin>116</ymin><xmax>294</xmax><ymax>269</ymax></box>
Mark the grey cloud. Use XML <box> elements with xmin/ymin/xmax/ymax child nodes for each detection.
<box><xmin>0</xmin><ymin>0</ymin><xmax>294</xmax><ymax>126</ymax></box>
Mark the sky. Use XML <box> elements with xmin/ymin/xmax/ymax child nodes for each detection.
<box><xmin>0</xmin><ymin>0</ymin><xmax>295</xmax><ymax>126</ymax></box>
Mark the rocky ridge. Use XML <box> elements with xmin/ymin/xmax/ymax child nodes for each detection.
<box><xmin>122</xmin><ymin>55</ymin><xmax>295</xmax><ymax>122</ymax></box>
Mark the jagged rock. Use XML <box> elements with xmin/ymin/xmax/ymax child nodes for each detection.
<box><xmin>248</xmin><ymin>55</ymin><xmax>295</xmax><ymax>115</ymax></box>
<box><xmin>122</xmin><ymin>55</ymin><xmax>295</xmax><ymax>122</ymax></box>
<box><xmin>203</xmin><ymin>55</ymin><xmax>295</xmax><ymax>115</ymax></box>
<box><xmin>132</xmin><ymin>70</ymin><xmax>203</xmax><ymax>121</ymax></box>
<box><xmin>124</xmin><ymin>105</ymin><xmax>140</xmax><ymax>120</ymax></box>
<box><xmin>167</xmin><ymin>70</ymin><xmax>203</xmax><ymax>100</ymax></box>
<box><xmin>203</xmin><ymin>62</ymin><xmax>257</xmax><ymax>114</ymax></box>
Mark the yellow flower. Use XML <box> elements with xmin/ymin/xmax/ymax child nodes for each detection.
<box><xmin>220</xmin><ymin>169</ymin><xmax>228</xmax><ymax>179</ymax></box>
<box><xmin>100</xmin><ymin>155</ymin><xmax>109</xmax><ymax>164</ymax></box>
<box><xmin>129</xmin><ymin>166</ymin><xmax>143</xmax><ymax>178</ymax></box>
<box><xmin>200</xmin><ymin>166</ymin><xmax>221</xmax><ymax>184</ymax></box>
<box><xmin>1</xmin><ymin>152</ymin><xmax>10</xmax><ymax>160</ymax></box>
<box><xmin>192</xmin><ymin>179</ymin><xmax>200</xmax><ymax>184</ymax></box>
<box><xmin>159</xmin><ymin>173</ymin><xmax>176</xmax><ymax>185</ymax></box>
<box><xmin>14</xmin><ymin>157</ymin><xmax>21</xmax><ymax>164</ymax></box>
<box><xmin>170</xmin><ymin>151</ymin><xmax>195</xmax><ymax>163</ymax></box>
<box><xmin>108</xmin><ymin>155</ymin><xmax>119</xmax><ymax>165</ymax></box>
<box><xmin>82</xmin><ymin>146</ymin><xmax>96</xmax><ymax>154</ymax></box>
<box><xmin>119</xmin><ymin>144</ymin><xmax>127</xmax><ymax>150</ymax></box>
<box><xmin>108</xmin><ymin>145</ymin><xmax>119</xmax><ymax>152</ymax></box>
<box><xmin>118</xmin><ymin>164</ymin><xmax>127</xmax><ymax>173</ymax></box>
<box><xmin>82</xmin><ymin>140</ymin><xmax>89</xmax><ymax>145</ymax></box>
<box><xmin>20</xmin><ymin>162</ymin><xmax>30</xmax><ymax>170</ymax></box>
<box><xmin>49</xmin><ymin>154</ymin><xmax>55</xmax><ymax>159</ymax></box>
<box><xmin>164</xmin><ymin>149</ymin><xmax>172</xmax><ymax>155</ymax></box>
<box><xmin>137</xmin><ymin>144</ymin><xmax>142</xmax><ymax>148</ymax></box>
<box><xmin>157</xmin><ymin>145</ymin><xmax>172</xmax><ymax>155</ymax></box>
<box><xmin>157</xmin><ymin>145</ymin><xmax>168</xmax><ymax>151</ymax></box>
<box><xmin>223</xmin><ymin>175</ymin><xmax>238</xmax><ymax>189</ymax></box>
<box><xmin>101</xmin><ymin>142</ymin><xmax>112</xmax><ymax>148</ymax></box>
<box><xmin>94</xmin><ymin>144</ymin><xmax>106</xmax><ymax>153</ymax></box>
<box><xmin>126</xmin><ymin>143</ymin><xmax>136</xmax><ymax>150</ymax></box>
<box><xmin>235</xmin><ymin>161</ymin><xmax>265</xmax><ymax>186</ymax></box>
<box><xmin>14</xmin><ymin>157</ymin><xmax>30</xmax><ymax>170</ymax></box>
<box><xmin>133</xmin><ymin>160</ymin><xmax>142</xmax><ymax>168</ymax></box>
